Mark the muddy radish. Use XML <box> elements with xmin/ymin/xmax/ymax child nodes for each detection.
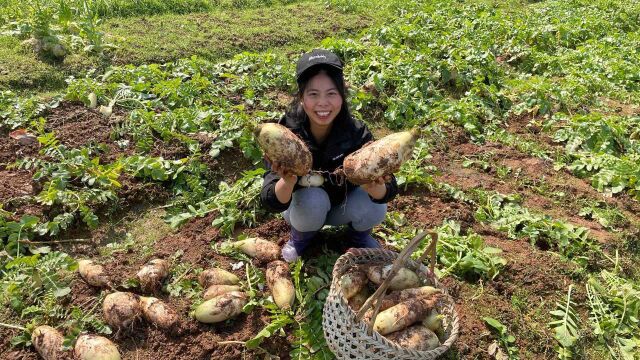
<box><xmin>365</xmin><ymin>264</ymin><xmax>420</xmax><ymax>291</ymax></box>
<box><xmin>340</xmin><ymin>266</ymin><xmax>368</xmax><ymax>300</ymax></box>
<box><xmin>78</xmin><ymin>259</ymin><xmax>110</xmax><ymax>287</ymax></box>
<box><xmin>254</xmin><ymin>123</ymin><xmax>312</xmax><ymax>176</ymax></box>
<box><xmin>231</xmin><ymin>237</ymin><xmax>280</xmax><ymax>262</ymax></box>
<box><xmin>194</xmin><ymin>291</ymin><xmax>248</xmax><ymax>323</ymax></box>
<box><xmin>373</xmin><ymin>293</ymin><xmax>443</xmax><ymax>335</ymax></box>
<box><xmin>102</xmin><ymin>292</ymin><xmax>141</xmax><ymax>328</ymax></box>
<box><xmin>266</xmin><ymin>260</ymin><xmax>295</xmax><ymax>310</ymax></box>
<box><xmin>31</xmin><ymin>325</ymin><xmax>64</xmax><ymax>360</ymax></box>
<box><xmin>203</xmin><ymin>284</ymin><xmax>242</xmax><ymax>300</ymax></box>
<box><xmin>136</xmin><ymin>258</ymin><xmax>169</xmax><ymax>292</ymax></box>
<box><xmin>139</xmin><ymin>296</ymin><xmax>179</xmax><ymax>329</ymax></box>
<box><xmin>74</xmin><ymin>334</ymin><xmax>121</xmax><ymax>360</ymax></box>
<box><xmin>198</xmin><ymin>268</ymin><xmax>240</xmax><ymax>288</ymax></box>
<box><xmin>341</xmin><ymin>128</ymin><xmax>420</xmax><ymax>184</ymax></box>
<box><xmin>385</xmin><ymin>325</ymin><xmax>440</xmax><ymax>351</ymax></box>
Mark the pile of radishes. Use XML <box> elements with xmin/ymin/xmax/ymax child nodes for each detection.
<box><xmin>341</xmin><ymin>264</ymin><xmax>445</xmax><ymax>351</ymax></box>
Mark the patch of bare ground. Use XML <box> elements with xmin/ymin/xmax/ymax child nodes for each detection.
<box><xmin>390</xmin><ymin>187</ymin><xmax>476</xmax><ymax>230</ymax></box>
<box><xmin>502</xmin><ymin>114</ymin><xmax>640</xmax><ymax>219</ymax></box>
<box><xmin>431</xmin><ymin>140</ymin><xmax>634</xmax><ymax>244</ymax></box>
<box><xmin>45</xmin><ymin>101</ymin><xmax>135</xmax><ymax>162</ymax></box>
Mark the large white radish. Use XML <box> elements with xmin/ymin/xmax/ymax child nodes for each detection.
<box><xmin>254</xmin><ymin>123</ymin><xmax>312</xmax><ymax>176</ymax></box>
<box><xmin>373</xmin><ymin>293</ymin><xmax>443</xmax><ymax>335</ymax></box>
<box><xmin>198</xmin><ymin>268</ymin><xmax>240</xmax><ymax>288</ymax></box>
<box><xmin>194</xmin><ymin>291</ymin><xmax>248</xmax><ymax>323</ymax></box>
<box><xmin>342</xmin><ymin>128</ymin><xmax>420</xmax><ymax>184</ymax></box>
<box><xmin>74</xmin><ymin>334</ymin><xmax>121</xmax><ymax>360</ymax></box>
<box><xmin>102</xmin><ymin>292</ymin><xmax>141</xmax><ymax>328</ymax></box>
<box><xmin>231</xmin><ymin>237</ymin><xmax>280</xmax><ymax>262</ymax></box>
<box><xmin>266</xmin><ymin>260</ymin><xmax>295</xmax><ymax>310</ymax></box>
<box><xmin>31</xmin><ymin>325</ymin><xmax>64</xmax><ymax>360</ymax></box>
<box><xmin>365</xmin><ymin>264</ymin><xmax>420</xmax><ymax>291</ymax></box>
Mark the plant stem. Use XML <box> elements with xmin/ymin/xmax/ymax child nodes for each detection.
<box><xmin>18</xmin><ymin>238</ymin><xmax>91</xmax><ymax>244</ymax></box>
<box><xmin>0</xmin><ymin>322</ymin><xmax>26</xmax><ymax>331</ymax></box>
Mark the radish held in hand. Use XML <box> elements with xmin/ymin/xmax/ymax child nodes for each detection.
<box><xmin>341</xmin><ymin>128</ymin><xmax>420</xmax><ymax>185</ymax></box>
<box><xmin>198</xmin><ymin>268</ymin><xmax>240</xmax><ymax>288</ymax></box>
<box><xmin>31</xmin><ymin>325</ymin><xmax>64</xmax><ymax>360</ymax></box>
<box><xmin>102</xmin><ymin>292</ymin><xmax>141</xmax><ymax>328</ymax></box>
<box><xmin>194</xmin><ymin>291</ymin><xmax>248</xmax><ymax>323</ymax></box>
<box><xmin>298</xmin><ymin>173</ymin><xmax>324</xmax><ymax>187</ymax></box>
<box><xmin>254</xmin><ymin>123</ymin><xmax>312</xmax><ymax>176</ymax></box>
<box><xmin>231</xmin><ymin>237</ymin><xmax>280</xmax><ymax>262</ymax></box>
<box><xmin>266</xmin><ymin>260</ymin><xmax>295</xmax><ymax>310</ymax></box>
<box><xmin>74</xmin><ymin>334</ymin><xmax>121</xmax><ymax>360</ymax></box>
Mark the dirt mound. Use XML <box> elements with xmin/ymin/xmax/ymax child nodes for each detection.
<box><xmin>0</xmin><ymin>170</ymin><xmax>35</xmax><ymax>203</ymax></box>
<box><xmin>0</xmin><ymin>132</ymin><xmax>39</xmax><ymax>169</ymax></box>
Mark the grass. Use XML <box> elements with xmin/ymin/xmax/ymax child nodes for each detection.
<box><xmin>0</xmin><ymin>0</ymin><xmax>307</xmax><ymax>23</ymax></box>
<box><xmin>99</xmin><ymin>208</ymin><xmax>173</xmax><ymax>261</ymax></box>
<box><xmin>103</xmin><ymin>2</ymin><xmax>372</xmax><ymax>66</ymax></box>
<box><xmin>0</xmin><ymin>1</ymin><xmax>374</xmax><ymax>95</ymax></box>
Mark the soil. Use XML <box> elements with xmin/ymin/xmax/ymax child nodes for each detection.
<box><xmin>3</xmin><ymin>106</ymin><xmax>639</xmax><ymax>360</ymax></box>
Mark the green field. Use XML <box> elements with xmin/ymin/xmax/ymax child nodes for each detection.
<box><xmin>1</xmin><ymin>0</ymin><xmax>640</xmax><ymax>359</ymax></box>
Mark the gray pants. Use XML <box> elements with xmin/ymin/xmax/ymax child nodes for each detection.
<box><xmin>283</xmin><ymin>187</ymin><xmax>387</xmax><ymax>232</ymax></box>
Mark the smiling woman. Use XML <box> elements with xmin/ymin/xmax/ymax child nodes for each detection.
<box><xmin>259</xmin><ymin>49</ymin><xmax>400</xmax><ymax>262</ymax></box>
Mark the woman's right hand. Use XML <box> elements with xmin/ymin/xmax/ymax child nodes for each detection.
<box><xmin>266</xmin><ymin>156</ymin><xmax>298</xmax><ymax>185</ymax></box>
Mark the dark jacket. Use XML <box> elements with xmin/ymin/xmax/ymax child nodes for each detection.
<box><xmin>260</xmin><ymin>114</ymin><xmax>399</xmax><ymax>213</ymax></box>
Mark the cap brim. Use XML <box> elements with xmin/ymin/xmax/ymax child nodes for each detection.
<box><xmin>296</xmin><ymin>63</ymin><xmax>343</xmax><ymax>80</ymax></box>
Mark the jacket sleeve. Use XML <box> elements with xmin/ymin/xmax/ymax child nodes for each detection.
<box><xmin>357</xmin><ymin>123</ymin><xmax>399</xmax><ymax>204</ymax></box>
<box><xmin>260</xmin><ymin>159</ymin><xmax>292</xmax><ymax>213</ymax></box>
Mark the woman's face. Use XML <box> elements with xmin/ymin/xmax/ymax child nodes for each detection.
<box><xmin>301</xmin><ymin>71</ymin><xmax>343</xmax><ymax>130</ymax></box>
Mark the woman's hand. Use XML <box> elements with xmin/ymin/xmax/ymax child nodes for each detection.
<box><xmin>361</xmin><ymin>175</ymin><xmax>390</xmax><ymax>200</ymax></box>
<box><xmin>266</xmin><ymin>156</ymin><xmax>297</xmax><ymax>184</ymax></box>
<box><xmin>266</xmin><ymin>156</ymin><xmax>298</xmax><ymax>204</ymax></box>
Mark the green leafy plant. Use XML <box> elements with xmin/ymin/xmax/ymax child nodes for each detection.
<box><xmin>586</xmin><ymin>270</ymin><xmax>640</xmax><ymax>360</ymax></box>
<box><xmin>378</xmin><ymin>214</ymin><xmax>506</xmax><ymax>280</ymax></box>
<box><xmin>549</xmin><ymin>284</ymin><xmax>581</xmax><ymax>359</ymax></box>
<box><xmin>475</xmin><ymin>192</ymin><xmax>600</xmax><ymax>267</ymax></box>
<box><xmin>484</xmin><ymin>317</ymin><xmax>520</xmax><ymax>360</ymax></box>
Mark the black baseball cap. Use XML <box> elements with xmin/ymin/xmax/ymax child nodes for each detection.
<box><xmin>295</xmin><ymin>49</ymin><xmax>343</xmax><ymax>80</ymax></box>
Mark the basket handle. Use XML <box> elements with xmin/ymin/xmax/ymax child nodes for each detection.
<box><xmin>355</xmin><ymin>230</ymin><xmax>438</xmax><ymax>335</ymax></box>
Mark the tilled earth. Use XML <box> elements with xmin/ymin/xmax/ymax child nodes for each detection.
<box><xmin>1</xmin><ymin>104</ymin><xmax>639</xmax><ymax>359</ymax></box>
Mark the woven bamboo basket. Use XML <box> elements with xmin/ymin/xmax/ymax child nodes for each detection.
<box><xmin>322</xmin><ymin>232</ymin><xmax>459</xmax><ymax>360</ymax></box>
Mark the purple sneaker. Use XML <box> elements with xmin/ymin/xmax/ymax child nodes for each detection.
<box><xmin>347</xmin><ymin>227</ymin><xmax>380</xmax><ymax>248</ymax></box>
<box><xmin>281</xmin><ymin>227</ymin><xmax>317</xmax><ymax>262</ymax></box>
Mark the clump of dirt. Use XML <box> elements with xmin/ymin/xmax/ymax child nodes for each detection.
<box><xmin>0</xmin><ymin>170</ymin><xmax>35</xmax><ymax>204</ymax></box>
<box><xmin>391</xmin><ymin>189</ymin><xmax>476</xmax><ymax>230</ymax></box>
<box><xmin>149</xmin><ymin>138</ymin><xmax>190</xmax><ymax>160</ymax></box>
<box><xmin>116</xmin><ymin>174</ymin><xmax>170</xmax><ymax>209</ymax></box>
<box><xmin>45</xmin><ymin>101</ymin><xmax>133</xmax><ymax>161</ymax></box>
<box><xmin>202</xmin><ymin>146</ymin><xmax>256</xmax><ymax>184</ymax></box>
<box><xmin>0</xmin><ymin>133</ymin><xmax>40</xmax><ymax>169</ymax></box>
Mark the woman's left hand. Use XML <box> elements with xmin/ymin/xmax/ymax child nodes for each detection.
<box><xmin>361</xmin><ymin>175</ymin><xmax>390</xmax><ymax>200</ymax></box>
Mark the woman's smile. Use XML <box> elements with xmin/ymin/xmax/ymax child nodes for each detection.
<box><xmin>301</xmin><ymin>71</ymin><xmax>343</xmax><ymax>131</ymax></box>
